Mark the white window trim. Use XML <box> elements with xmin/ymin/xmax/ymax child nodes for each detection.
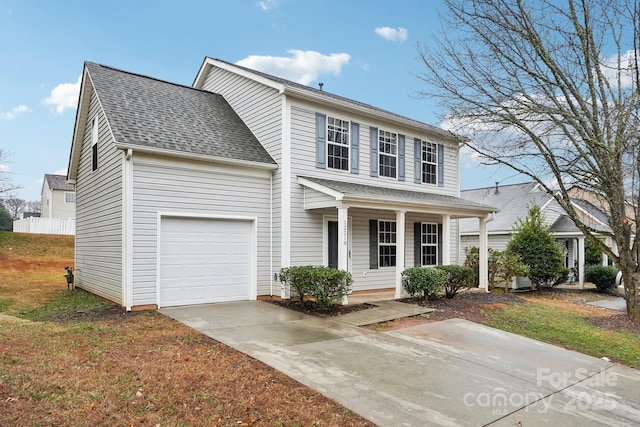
<box><xmin>378</xmin><ymin>220</ymin><xmax>397</xmax><ymax>268</ymax></box>
<box><xmin>379</xmin><ymin>129</ymin><xmax>398</xmax><ymax>179</ymax></box>
<box><xmin>421</xmin><ymin>222</ymin><xmax>438</xmax><ymax>266</ymax></box>
<box><xmin>326</xmin><ymin>115</ymin><xmax>350</xmax><ymax>172</ymax></box>
<box><xmin>421</xmin><ymin>140</ymin><xmax>438</xmax><ymax>185</ymax></box>
<box><xmin>91</xmin><ymin>116</ymin><xmax>99</xmax><ymax>146</ymax></box>
<box><xmin>91</xmin><ymin>115</ymin><xmax>99</xmax><ymax>172</ymax></box>
<box><xmin>64</xmin><ymin>192</ymin><xmax>75</xmax><ymax>203</ymax></box>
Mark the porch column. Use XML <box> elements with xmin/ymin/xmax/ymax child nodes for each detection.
<box><xmin>578</xmin><ymin>236</ymin><xmax>585</xmax><ymax>289</ymax></box>
<box><xmin>442</xmin><ymin>214</ymin><xmax>451</xmax><ymax>265</ymax></box>
<box><xmin>479</xmin><ymin>215</ymin><xmax>489</xmax><ymax>291</ymax></box>
<box><xmin>395</xmin><ymin>210</ymin><xmax>406</xmax><ymax>298</ymax></box>
<box><xmin>338</xmin><ymin>206</ymin><xmax>349</xmax><ymax>304</ymax></box>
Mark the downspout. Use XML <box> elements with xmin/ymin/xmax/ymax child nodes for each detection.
<box><xmin>124</xmin><ymin>148</ymin><xmax>134</xmax><ymax>311</ymax></box>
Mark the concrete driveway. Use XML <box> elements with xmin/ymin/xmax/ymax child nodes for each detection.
<box><xmin>161</xmin><ymin>301</ymin><xmax>640</xmax><ymax>426</ymax></box>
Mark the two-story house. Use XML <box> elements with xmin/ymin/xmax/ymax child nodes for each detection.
<box><xmin>67</xmin><ymin>59</ymin><xmax>495</xmax><ymax>310</ymax></box>
<box><xmin>41</xmin><ymin>174</ymin><xmax>75</xmax><ymax>219</ymax></box>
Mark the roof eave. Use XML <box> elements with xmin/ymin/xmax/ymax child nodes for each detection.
<box><xmin>193</xmin><ymin>57</ymin><xmax>285</xmax><ymax>93</ymax></box>
<box><xmin>67</xmin><ymin>65</ymin><xmax>92</xmax><ymax>181</ymax></box>
<box><xmin>282</xmin><ymin>85</ymin><xmax>459</xmax><ymax>142</ymax></box>
<box><xmin>115</xmin><ymin>143</ymin><xmax>279</xmax><ymax>171</ymax></box>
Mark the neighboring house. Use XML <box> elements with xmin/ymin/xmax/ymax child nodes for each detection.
<box><xmin>41</xmin><ymin>174</ymin><xmax>76</xmax><ymax>219</ymax></box>
<box><xmin>67</xmin><ymin>59</ymin><xmax>496</xmax><ymax>310</ymax></box>
<box><xmin>459</xmin><ymin>182</ymin><xmax>613</xmax><ymax>288</ymax></box>
<box><xmin>13</xmin><ymin>174</ymin><xmax>75</xmax><ymax>235</ymax></box>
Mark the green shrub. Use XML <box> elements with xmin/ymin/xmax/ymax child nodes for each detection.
<box><xmin>507</xmin><ymin>204</ymin><xmax>565</xmax><ymax>290</ymax></box>
<box><xmin>435</xmin><ymin>265</ymin><xmax>474</xmax><ymax>298</ymax></box>
<box><xmin>554</xmin><ymin>267</ymin><xmax>571</xmax><ymax>285</ymax></box>
<box><xmin>401</xmin><ymin>267</ymin><xmax>446</xmax><ymax>300</ymax></box>
<box><xmin>279</xmin><ymin>266</ymin><xmax>352</xmax><ymax>309</ymax></box>
<box><xmin>464</xmin><ymin>246</ymin><xmax>480</xmax><ymax>287</ymax></box>
<box><xmin>585</xmin><ymin>265</ymin><xmax>619</xmax><ymax>292</ymax></box>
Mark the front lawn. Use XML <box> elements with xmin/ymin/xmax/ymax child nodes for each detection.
<box><xmin>0</xmin><ymin>232</ymin><xmax>372</xmax><ymax>426</ymax></box>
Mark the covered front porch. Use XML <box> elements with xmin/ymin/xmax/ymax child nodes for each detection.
<box><xmin>296</xmin><ymin>176</ymin><xmax>497</xmax><ymax>302</ymax></box>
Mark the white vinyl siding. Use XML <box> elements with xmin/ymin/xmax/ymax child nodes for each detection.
<box><xmin>75</xmin><ymin>88</ymin><xmax>123</xmax><ymax>304</ymax></box>
<box><xmin>131</xmin><ymin>154</ymin><xmax>272</xmax><ymax>306</ymax></box>
<box><xmin>200</xmin><ymin>66</ymin><xmax>282</xmax><ymax>275</ymax></box>
<box><xmin>289</xmin><ymin>102</ymin><xmax>459</xmax><ymax>196</ymax></box>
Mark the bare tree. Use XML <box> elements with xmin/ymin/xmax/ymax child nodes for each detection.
<box><xmin>417</xmin><ymin>0</ymin><xmax>640</xmax><ymax>320</ymax></box>
<box><xmin>25</xmin><ymin>200</ymin><xmax>41</xmax><ymax>214</ymax></box>
<box><xmin>0</xmin><ymin>149</ymin><xmax>20</xmax><ymax>197</ymax></box>
<box><xmin>3</xmin><ymin>197</ymin><xmax>25</xmax><ymax>220</ymax></box>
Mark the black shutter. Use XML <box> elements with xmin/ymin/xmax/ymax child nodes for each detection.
<box><xmin>414</xmin><ymin>222</ymin><xmax>422</xmax><ymax>267</ymax></box>
<box><xmin>437</xmin><ymin>223</ymin><xmax>444</xmax><ymax>265</ymax></box>
<box><xmin>369</xmin><ymin>220</ymin><xmax>378</xmax><ymax>269</ymax></box>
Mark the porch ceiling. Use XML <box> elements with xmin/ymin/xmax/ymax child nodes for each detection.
<box><xmin>298</xmin><ymin>176</ymin><xmax>498</xmax><ymax>218</ymax></box>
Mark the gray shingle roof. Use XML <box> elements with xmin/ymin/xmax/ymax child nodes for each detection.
<box><xmin>45</xmin><ymin>174</ymin><xmax>74</xmax><ymax>191</ymax></box>
<box><xmin>460</xmin><ymin>182</ymin><xmax>612</xmax><ymax>235</ymax></box>
<box><xmin>207</xmin><ymin>57</ymin><xmax>452</xmax><ymax>138</ymax></box>
<box><xmin>550</xmin><ymin>214</ymin><xmax>581</xmax><ymax>233</ymax></box>
<box><xmin>571</xmin><ymin>199</ymin><xmax>610</xmax><ymax>225</ymax></box>
<box><xmin>300</xmin><ymin>176</ymin><xmax>496</xmax><ymax>213</ymax></box>
<box><xmin>459</xmin><ymin>182</ymin><xmax>552</xmax><ymax>233</ymax></box>
<box><xmin>85</xmin><ymin>62</ymin><xmax>275</xmax><ymax>166</ymax></box>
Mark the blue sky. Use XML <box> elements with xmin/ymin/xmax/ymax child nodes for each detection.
<box><xmin>0</xmin><ymin>0</ymin><xmax>518</xmax><ymax>203</ymax></box>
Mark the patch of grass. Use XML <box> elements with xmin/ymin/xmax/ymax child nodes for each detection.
<box><xmin>19</xmin><ymin>288</ymin><xmax>112</xmax><ymax>321</ymax></box>
<box><xmin>0</xmin><ymin>232</ymin><xmax>372</xmax><ymax>427</ymax></box>
<box><xmin>0</xmin><ymin>231</ymin><xmax>74</xmax><ymax>258</ymax></box>
<box><xmin>485</xmin><ymin>303</ymin><xmax>640</xmax><ymax>367</ymax></box>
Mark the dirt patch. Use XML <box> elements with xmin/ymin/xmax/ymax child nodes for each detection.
<box><xmin>588</xmin><ymin>314</ymin><xmax>640</xmax><ymax>335</ymax></box>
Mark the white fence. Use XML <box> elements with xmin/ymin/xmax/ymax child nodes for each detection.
<box><xmin>13</xmin><ymin>217</ymin><xmax>76</xmax><ymax>235</ymax></box>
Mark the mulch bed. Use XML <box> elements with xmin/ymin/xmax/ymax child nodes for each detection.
<box><xmin>271</xmin><ymin>289</ymin><xmax>640</xmax><ymax>337</ymax></box>
<box><xmin>269</xmin><ymin>299</ymin><xmax>374</xmax><ymax>317</ymax></box>
<box><xmin>588</xmin><ymin>313</ymin><xmax>640</xmax><ymax>335</ymax></box>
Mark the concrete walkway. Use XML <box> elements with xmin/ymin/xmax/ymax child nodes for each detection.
<box><xmin>161</xmin><ymin>301</ymin><xmax>640</xmax><ymax>427</ymax></box>
<box><xmin>588</xmin><ymin>297</ymin><xmax>627</xmax><ymax>312</ymax></box>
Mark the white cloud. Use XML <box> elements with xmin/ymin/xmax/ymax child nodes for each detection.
<box><xmin>600</xmin><ymin>49</ymin><xmax>637</xmax><ymax>89</ymax></box>
<box><xmin>53</xmin><ymin>168</ymin><xmax>68</xmax><ymax>176</ymax></box>
<box><xmin>0</xmin><ymin>104</ymin><xmax>30</xmax><ymax>120</ymax></box>
<box><xmin>374</xmin><ymin>26</ymin><xmax>408</xmax><ymax>42</ymax></box>
<box><xmin>43</xmin><ymin>75</ymin><xmax>81</xmax><ymax>114</ymax></box>
<box><xmin>236</xmin><ymin>50</ymin><xmax>351</xmax><ymax>85</ymax></box>
<box><xmin>0</xmin><ymin>164</ymin><xmax>9</xmax><ymax>172</ymax></box>
<box><xmin>259</xmin><ymin>0</ymin><xmax>278</xmax><ymax>11</ymax></box>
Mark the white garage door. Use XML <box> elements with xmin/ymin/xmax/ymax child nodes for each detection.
<box><xmin>159</xmin><ymin>217</ymin><xmax>252</xmax><ymax>307</ymax></box>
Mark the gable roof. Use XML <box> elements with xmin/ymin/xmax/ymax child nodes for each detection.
<box><xmin>299</xmin><ymin>176</ymin><xmax>496</xmax><ymax>217</ymax></box>
<box><xmin>459</xmin><ymin>182</ymin><xmax>552</xmax><ymax>233</ymax></box>
<box><xmin>69</xmin><ymin>62</ymin><xmax>276</xmax><ymax>179</ymax></box>
<box><xmin>194</xmin><ymin>57</ymin><xmax>458</xmax><ymax>142</ymax></box>
<box><xmin>460</xmin><ymin>182</ymin><xmax>612</xmax><ymax>235</ymax></box>
<box><xmin>44</xmin><ymin>174</ymin><xmax>74</xmax><ymax>191</ymax></box>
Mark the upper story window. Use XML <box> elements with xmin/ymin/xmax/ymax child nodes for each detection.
<box><xmin>378</xmin><ymin>220</ymin><xmax>397</xmax><ymax>267</ymax></box>
<box><xmin>421</xmin><ymin>140</ymin><xmax>437</xmax><ymax>184</ymax></box>
<box><xmin>64</xmin><ymin>192</ymin><xmax>75</xmax><ymax>203</ymax></box>
<box><xmin>327</xmin><ymin>116</ymin><xmax>349</xmax><ymax>170</ymax></box>
<box><xmin>420</xmin><ymin>223</ymin><xmax>438</xmax><ymax>266</ymax></box>
<box><xmin>379</xmin><ymin>130</ymin><xmax>397</xmax><ymax>178</ymax></box>
<box><xmin>91</xmin><ymin>116</ymin><xmax>99</xmax><ymax>172</ymax></box>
